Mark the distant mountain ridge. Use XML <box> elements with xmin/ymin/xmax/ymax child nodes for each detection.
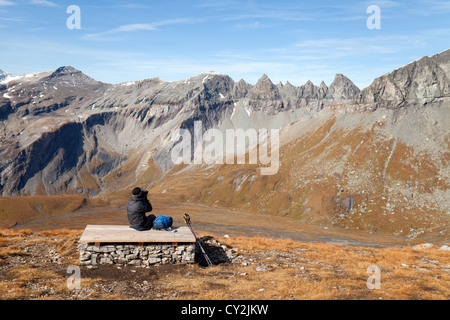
<box><xmin>359</xmin><ymin>49</ymin><xmax>450</xmax><ymax>105</ymax></box>
<box><xmin>1</xmin><ymin>49</ymin><xmax>449</xmax><ymax>195</ymax></box>
<box><xmin>2</xmin><ymin>48</ymin><xmax>449</xmax><ymax>118</ymax></box>
<box><xmin>0</xmin><ymin>64</ymin><xmax>365</xmax><ymax>120</ymax></box>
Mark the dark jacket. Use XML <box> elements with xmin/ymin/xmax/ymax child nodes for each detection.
<box><xmin>127</xmin><ymin>195</ymin><xmax>153</xmax><ymax>229</ymax></box>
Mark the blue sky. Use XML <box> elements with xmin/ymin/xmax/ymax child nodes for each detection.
<box><xmin>1</xmin><ymin>0</ymin><xmax>449</xmax><ymax>89</ymax></box>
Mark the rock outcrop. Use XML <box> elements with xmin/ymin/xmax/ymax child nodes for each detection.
<box><xmin>326</xmin><ymin>74</ymin><xmax>360</xmax><ymax>100</ymax></box>
<box><xmin>359</xmin><ymin>49</ymin><xmax>450</xmax><ymax>104</ymax></box>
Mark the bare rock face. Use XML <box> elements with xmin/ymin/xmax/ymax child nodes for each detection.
<box><xmin>233</xmin><ymin>79</ymin><xmax>252</xmax><ymax>99</ymax></box>
<box><xmin>300</xmin><ymin>80</ymin><xmax>320</xmax><ymax>99</ymax></box>
<box><xmin>196</xmin><ymin>73</ymin><xmax>235</xmax><ymax>105</ymax></box>
<box><xmin>359</xmin><ymin>49</ymin><xmax>450</xmax><ymax>103</ymax></box>
<box><xmin>248</xmin><ymin>74</ymin><xmax>281</xmax><ymax>100</ymax></box>
<box><xmin>326</xmin><ymin>74</ymin><xmax>360</xmax><ymax>100</ymax></box>
<box><xmin>319</xmin><ymin>81</ymin><xmax>329</xmax><ymax>98</ymax></box>
<box><xmin>0</xmin><ymin>66</ymin><xmax>109</xmax><ymax>120</ymax></box>
<box><xmin>46</xmin><ymin>66</ymin><xmax>103</xmax><ymax>88</ymax></box>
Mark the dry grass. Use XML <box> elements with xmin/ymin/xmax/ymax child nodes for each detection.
<box><xmin>0</xmin><ymin>196</ymin><xmax>89</xmax><ymax>228</ymax></box>
<box><xmin>219</xmin><ymin>236</ymin><xmax>305</xmax><ymax>252</ymax></box>
<box><xmin>1</xmin><ymin>265</ymin><xmax>69</xmax><ymax>300</ymax></box>
<box><xmin>203</xmin><ymin>236</ymin><xmax>449</xmax><ymax>300</ymax></box>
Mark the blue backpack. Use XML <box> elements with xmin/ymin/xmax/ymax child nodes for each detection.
<box><xmin>153</xmin><ymin>215</ymin><xmax>173</xmax><ymax>230</ymax></box>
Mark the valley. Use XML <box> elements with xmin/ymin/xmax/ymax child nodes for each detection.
<box><xmin>1</xmin><ymin>49</ymin><xmax>449</xmax><ymax>246</ymax></box>
<box><xmin>11</xmin><ymin>201</ymin><xmax>410</xmax><ymax>247</ymax></box>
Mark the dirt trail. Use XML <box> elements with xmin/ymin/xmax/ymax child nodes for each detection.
<box><xmin>13</xmin><ymin>202</ymin><xmax>413</xmax><ymax>247</ymax></box>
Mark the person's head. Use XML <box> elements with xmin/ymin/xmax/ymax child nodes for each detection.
<box><xmin>132</xmin><ymin>187</ymin><xmax>148</xmax><ymax>198</ymax></box>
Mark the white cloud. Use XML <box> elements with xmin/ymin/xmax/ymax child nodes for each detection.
<box><xmin>112</xmin><ymin>24</ymin><xmax>158</xmax><ymax>33</ymax></box>
<box><xmin>195</xmin><ymin>0</ymin><xmax>241</xmax><ymax>10</ymax></box>
<box><xmin>407</xmin><ymin>0</ymin><xmax>450</xmax><ymax>15</ymax></box>
<box><xmin>365</xmin><ymin>0</ymin><xmax>402</xmax><ymax>8</ymax></box>
<box><xmin>84</xmin><ymin>19</ymin><xmax>192</xmax><ymax>40</ymax></box>
<box><xmin>0</xmin><ymin>0</ymin><xmax>13</xmax><ymax>6</ymax></box>
<box><xmin>31</xmin><ymin>0</ymin><xmax>58</xmax><ymax>7</ymax></box>
<box><xmin>294</xmin><ymin>35</ymin><xmax>426</xmax><ymax>56</ymax></box>
<box><xmin>234</xmin><ymin>21</ymin><xmax>262</xmax><ymax>30</ymax></box>
<box><xmin>0</xmin><ymin>17</ymin><xmax>26</xmax><ymax>22</ymax></box>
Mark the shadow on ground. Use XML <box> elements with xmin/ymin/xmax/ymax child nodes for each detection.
<box><xmin>195</xmin><ymin>236</ymin><xmax>231</xmax><ymax>267</ymax></box>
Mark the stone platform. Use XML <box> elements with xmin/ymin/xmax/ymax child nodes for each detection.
<box><xmin>78</xmin><ymin>225</ymin><xmax>196</xmax><ymax>266</ymax></box>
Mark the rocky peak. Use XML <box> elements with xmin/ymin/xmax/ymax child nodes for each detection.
<box><xmin>201</xmin><ymin>73</ymin><xmax>234</xmax><ymax>89</ymax></box>
<box><xmin>233</xmin><ymin>79</ymin><xmax>252</xmax><ymax>99</ymax></box>
<box><xmin>319</xmin><ymin>81</ymin><xmax>329</xmax><ymax>98</ymax></box>
<box><xmin>0</xmin><ymin>69</ymin><xmax>9</xmax><ymax>79</ymax></box>
<box><xmin>248</xmin><ymin>74</ymin><xmax>280</xmax><ymax>100</ymax></box>
<box><xmin>326</xmin><ymin>74</ymin><xmax>360</xmax><ymax>100</ymax></box>
<box><xmin>279</xmin><ymin>80</ymin><xmax>300</xmax><ymax>99</ymax></box>
<box><xmin>0</xmin><ymin>69</ymin><xmax>12</xmax><ymax>84</ymax></box>
<box><xmin>254</xmin><ymin>74</ymin><xmax>274</xmax><ymax>90</ymax></box>
<box><xmin>52</xmin><ymin>65</ymin><xmax>78</xmax><ymax>75</ymax></box>
<box><xmin>48</xmin><ymin>66</ymin><xmax>80</xmax><ymax>80</ymax></box>
<box><xmin>257</xmin><ymin>73</ymin><xmax>270</xmax><ymax>81</ymax></box>
<box><xmin>199</xmin><ymin>73</ymin><xmax>235</xmax><ymax>102</ymax></box>
<box><xmin>45</xmin><ymin>66</ymin><xmax>103</xmax><ymax>88</ymax></box>
<box><xmin>300</xmin><ymin>80</ymin><xmax>320</xmax><ymax>99</ymax></box>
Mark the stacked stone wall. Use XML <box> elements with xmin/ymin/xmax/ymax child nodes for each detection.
<box><xmin>78</xmin><ymin>243</ymin><xmax>195</xmax><ymax>266</ymax></box>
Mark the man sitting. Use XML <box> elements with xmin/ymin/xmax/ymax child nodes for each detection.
<box><xmin>127</xmin><ymin>187</ymin><xmax>156</xmax><ymax>231</ymax></box>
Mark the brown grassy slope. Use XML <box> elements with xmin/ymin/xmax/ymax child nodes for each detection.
<box><xmin>0</xmin><ymin>229</ymin><xmax>448</xmax><ymax>300</ymax></box>
<box><xmin>0</xmin><ymin>195</ymin><xmax>96</xmax><ymax>228</ymax></box>
<box><xmin>148</xmin><ymin>115</ymin><xmax>449</xmax><ymax>240</ymax></box>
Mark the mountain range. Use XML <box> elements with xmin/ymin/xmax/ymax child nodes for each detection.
<box><xmin>1</xmin><ymin>49</ymin><xmax>449</xmax><ymax>240</ymax></box>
